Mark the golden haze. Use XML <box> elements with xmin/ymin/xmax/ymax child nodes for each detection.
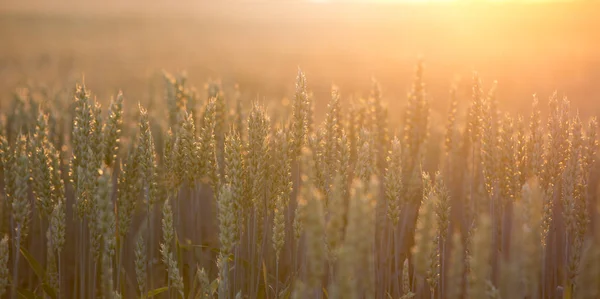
<box><xmin>1</xmin><ymin>1</ymin><xmax>599</xmax><ymax>119</ymax></box>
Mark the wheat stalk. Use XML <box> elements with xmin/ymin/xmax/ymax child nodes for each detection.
<box><xmin>0</xmin><ymin>235</ymin><xmax>8</xmax><ymax>297</ymax></box>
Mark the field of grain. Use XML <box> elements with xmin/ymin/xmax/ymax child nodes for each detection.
<box><xmin>0</xmin><ymin>1</ymin><xmax>599</xmax><ymax>299</ymax></box>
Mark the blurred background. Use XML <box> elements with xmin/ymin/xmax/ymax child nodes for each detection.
<box><xmin>1</xmin><ymin>0</ymin><xmax>600</xmax><ymax>121</ymax></box>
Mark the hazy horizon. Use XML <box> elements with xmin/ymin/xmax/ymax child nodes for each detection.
<box><xmin>2</xmin><ymin>0</ymin><xmax>600</xmax><ymax>120</ymax></box>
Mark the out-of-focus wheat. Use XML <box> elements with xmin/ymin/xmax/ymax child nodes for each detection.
<box><xmin>468</xmin><ymin>214</ymin><xmax>492</xmax><ymax>299</ymax></box>
<box><xmin>0</xmin><ymin>235</ymin><xmax>8</xmax><ymax>297</ymax></box>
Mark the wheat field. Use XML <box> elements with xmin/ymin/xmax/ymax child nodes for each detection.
<box><xmin>0</xmin><ymin>62</ymin><xmax>598</xmax><ymax>299</ymax></box>
<box><xmin>1</xmin><ymin>2</ymin><xmax>600</xmax><ymax>299</ymax></box>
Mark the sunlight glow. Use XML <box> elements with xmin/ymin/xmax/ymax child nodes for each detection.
<box><xmin>308</xmin><ymin>0</ymin><xmax>568</xmax><ymax>3</ymax></box>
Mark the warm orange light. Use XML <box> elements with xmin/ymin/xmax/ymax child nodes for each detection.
<box><xmin>307</xmin><ymin>0</ymin><xmax>574</xmax><ymax>3</ymax></box>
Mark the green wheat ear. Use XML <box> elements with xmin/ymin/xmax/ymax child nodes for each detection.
<box><xmin>272</xmin><ymin>192</ymin><xmax>286</xmax><ymax>262</ymax></box>
<box><xmin>224</xmin><ymin>128</ymin><xmax>246</xmax><ymax>237</ymax></box>
<box><xmin>12</xmin><ymin>134</ymin><xmax>30</xmax><ymax>238</ymax></box>
<box><xmin>175</xmin><ymin>110</ymin><xmax>197</xmax><ymax>187</ymax></box>
<box><xmin>134</xmin><ymin>234</ymin><xmax>147</xmax><ymax>297</ymax></box>
<box><xmin>385</xmin><ymin>136</ymin><xmax>402</xmax><ymax>227</ymax></box>
<box><xmin>291</xmin><ymin>69</ymin><xmax>309</xmax><ymax>157</ymax></box>
<box><xmin>218</xmin><ymin>184</ymin><xmax>237</xmax><ymax>256</ymax></box>
<box><xmin>94</xmin><ymin>167</ymin><xmax>116</xmax><ymax>298</ymax></box>
<box><xmin>31</xmin><ymin>112</ymin><xmax>54</xmax><ymax>218</ymax></box>
<box><xmin>270</xmin><ymin>129</ymin><xmax>292</xmax><ymax>265</ymax></box>
<box><xmin>117</xmin><ymin>148</ymin><xmax>138</xmax><ymax>240</ymax></box>
<box><xmin>199</xmin><ymin>98</ymin><xmax>219</xmax><ymax>195</ymax></box>
<box><xmin>356</xmin><ymin>129</ymin><xmax>376</xmax><ymax>183</ymax></box>
<box><xmin>103</xmin><ymin>91</ymin><xmax>123</xmax><ymax>168</ymax></box>
<box><xmin>50</xmin><ymin>198</ymin><xmax>66</xmax><ymax>255</ymax></box>
<box><xmin>246</xmin><ymin>101</ymin><xmax>270</xmax><ymax>244</ymax></box>
<box><xmin>137</xmin><ymin>104</ymin><xmax>158</xmax><ymax>207</ymax></box>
